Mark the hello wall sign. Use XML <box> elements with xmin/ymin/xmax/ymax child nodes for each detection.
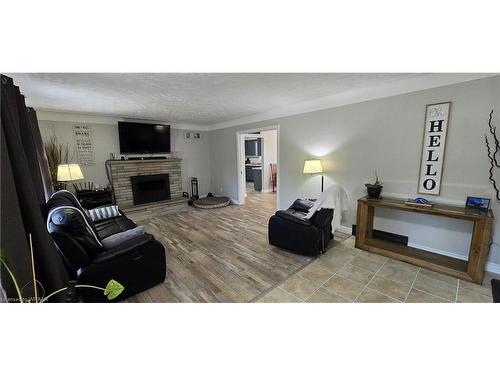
<box><xmin>417</xmin><ymin>102</ymin><xmax>451</xmax><ymax>195</ymax></box>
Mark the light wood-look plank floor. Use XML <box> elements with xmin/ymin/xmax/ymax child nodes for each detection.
<box><xmin>125</xmin><ymin>192</ymin><xmax>344</xmax><ymax>302</ymax></box>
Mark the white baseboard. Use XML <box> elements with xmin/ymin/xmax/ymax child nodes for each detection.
<box><xmin>337</xmin><ymin>225</ymin><xmax>353</xmax><ymax>236</ymax></box>
<box><xmin>407</xmin><ymin>242</ymin><xmax>468</xmax><ymax>261</ymax></box>
<box><xmin>486</xmin><ymin>262</ymin><xmax>500</xmax><ymax>274</ymax></box>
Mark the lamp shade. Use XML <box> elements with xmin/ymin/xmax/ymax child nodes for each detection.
<box><xmin>57</xmin><ymin>164</ymin><xmax>84</xmax><ymax>182</ymax></box>
<box><xmin>303</xmin><ymin>159</ymin><xmax>323</xmax><ymax>174</ymax></box>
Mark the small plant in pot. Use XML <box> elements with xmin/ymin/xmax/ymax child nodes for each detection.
<box><xmin>365</xmin><ymin>171</ymin><xmax>383</xmax><ymax>199</ymax></box>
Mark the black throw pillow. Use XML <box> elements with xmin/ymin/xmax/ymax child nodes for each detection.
<box><xmin>291</xmin><ymin>199</ymin><xmax>315</xmax><ymax>213</ymax></box>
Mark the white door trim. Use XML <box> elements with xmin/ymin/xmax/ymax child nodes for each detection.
<box><xmin>236</xmin><ymin>123</ymin><xmax>279</xmax><ymax>205</ymax></box>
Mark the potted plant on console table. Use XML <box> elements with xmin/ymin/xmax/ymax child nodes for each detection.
<box><xmin>365</xmin><ymin>171</ymin><xmax>383</xmax><ymax>199</ymax></box>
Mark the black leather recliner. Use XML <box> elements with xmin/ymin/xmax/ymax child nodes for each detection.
<box><xmin>268</xmin><ymin>199</ymin><xmax>334</xmax><ymax>256</ymax></box>
<box><xmin>45</xmin><ymin>190</ymin><xmax>166</xmax><ymax>302</ymax></box>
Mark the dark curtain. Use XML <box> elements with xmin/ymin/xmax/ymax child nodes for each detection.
<box><xmin>1</xmin><ymin>74</ymin><xmax>68</xmax><ymax>301</ymax></box>
<box><xmin>1</xmin><ymin>123</ymin><xmax>34</xmax><ymax>300</ymax></box>
<box><xmin>27</xmin><ymin>109</ymin><xmax>53</xmax><ymax>200</ymax></box>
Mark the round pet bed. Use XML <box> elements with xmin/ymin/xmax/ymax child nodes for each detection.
<box><xmin>193</xmin><ymin>196</ymin><xmax>231</xmax><ymax>209</ymax></box>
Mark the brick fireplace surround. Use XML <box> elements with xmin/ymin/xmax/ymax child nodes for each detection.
<box><xmin>108</xmin><ymin>159</ymin><xmax>183</xmax><ymax>208</ymax></box>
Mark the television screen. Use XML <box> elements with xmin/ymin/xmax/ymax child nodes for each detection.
<box><xmin>118</xmin><ymin>122</ymin><xmax>171</xmax><ymax>154</ymax></box>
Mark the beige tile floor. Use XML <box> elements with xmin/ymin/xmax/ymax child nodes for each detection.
<box><xmin>257</xmin><ymin>236</ymin><xmax>497</xmax><ymax>303</ymax></box>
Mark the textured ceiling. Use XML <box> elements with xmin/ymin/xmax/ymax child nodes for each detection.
<box><xmin>8</xmin><ymin>73</ymin><xmax>422</xmax><ymax>126</ymax></box>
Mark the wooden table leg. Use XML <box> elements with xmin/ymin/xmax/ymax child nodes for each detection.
<box><xmin>355</xmin><ymin>200</ymin><xmax>374</xmax><ymax>248</ymax></box>
<box><xmin>467</xmin><ymin>218</ymin><xmax>493</xmax><ymax>284</ymax></box>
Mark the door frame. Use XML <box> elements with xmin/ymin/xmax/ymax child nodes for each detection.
<box><xmin>236</xmin><ymin>123</ymin><xmax>279</xmax><ymax>205</ymax></box>
<box><xmin>242</xmin><ymin>134</ymin><xmax>264</xmax><ymax>200</ymax></box>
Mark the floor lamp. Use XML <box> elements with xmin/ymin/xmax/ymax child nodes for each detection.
<box><xmin>303</xmin><ymin>159</ymin><xmax>324</xmax><ymax>192</ymax></box>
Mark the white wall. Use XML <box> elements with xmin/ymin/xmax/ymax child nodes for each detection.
<box><xmin>209</xmin><ymin>76</ymin><xmax>500</xmax><ymax>271</ymax></box>
<box><xmin>261</xmin><ymin>129</ymin><xmax>277</xmax><ymax>192</ymax></box>
<box><xmin>38</xmin><ymin>117</ymin><xmax>212</xmax><ymax>196</ymax></box>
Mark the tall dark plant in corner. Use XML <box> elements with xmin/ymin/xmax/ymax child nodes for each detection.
<box><xmin>44</xmin><ymin>130</ymin><xmax>70</xmax><ymax>191</ymax></box>
<box><xmin>484</xmin><ymin>110</ymin><xmax>500</xmax><ymax>200</ymax></box>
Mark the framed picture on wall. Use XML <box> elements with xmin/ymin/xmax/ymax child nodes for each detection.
<box><xmin>74</xmin><ymin>124</ymin><xmax>95</xmax><ymax>166</ymax></box>
<box><xmin>417</xmin><ymin>102</ymin><xmax>451</xmax><ymax>195</ymax></box>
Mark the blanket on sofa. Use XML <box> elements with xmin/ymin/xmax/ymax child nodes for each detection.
<box><xmin>305</xmin><ymin>184</ymin><xmax>348</xmax><ymax>234</ymax></box>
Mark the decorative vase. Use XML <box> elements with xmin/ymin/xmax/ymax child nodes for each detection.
<box><xmin>365</xmin><ymin>184</ymin><xmax>383</xmax><ymax>199</ymax></box>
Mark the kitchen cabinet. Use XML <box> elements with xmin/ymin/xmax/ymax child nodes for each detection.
<box><xmin>245</xmin><ymin>166</ymin><xmax>254</xmax><ymax>182</ymax></box>
<box><xmin>245</xmin><ymin>139</ymin><xmax>261</xmax><ymax>156</ymax></box>
<box><xmin>252</xmin><ymin>168</ymin><xmax>262</xmax><ymax>191</ymax></box>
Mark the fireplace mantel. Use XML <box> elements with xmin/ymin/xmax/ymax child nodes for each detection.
<box><xmin>109</xmin><ymin>158</ymin><xmax>181</xmax><ymax>165</ymax></box>
<box><xmin>108</xmin><ymin>158</ymin><xmax>182</xmax><ymax>208</ymax></box>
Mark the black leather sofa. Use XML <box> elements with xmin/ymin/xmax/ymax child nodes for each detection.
<box><xmin>268</xmin><ymin>199</ymin><xmax>334</xmax><ymax>256</ymax></box>
<box><xmin>45</xmin><ymin>190</ymin><xmax>166</xmax><ymax>302</ymax></box>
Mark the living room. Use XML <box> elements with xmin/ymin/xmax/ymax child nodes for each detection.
<box><xmin>3</xmin><ymin>73</ymin><xmax>499</xmax><ymax>302</ymax></box>
<box><xmin>2</xmin><ymin>2</ymin><xmax>499</xmax><ymax>374</ymax></box>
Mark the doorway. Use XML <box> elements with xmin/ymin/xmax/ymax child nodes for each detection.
<box><xmin>236</xmin><ymin>124</ymin><xmax>279</xmax><ymax>206</ymax></box>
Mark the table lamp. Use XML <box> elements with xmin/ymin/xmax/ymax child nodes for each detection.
<box><xmin>303</xmin><ymin>159</ymin><xmax>324</xmax><ymax>192</ymax></box>
<box><xmin>57</xmin><ymin>164</ymin><xmax>84</xmax><ymax>190</ymax></box>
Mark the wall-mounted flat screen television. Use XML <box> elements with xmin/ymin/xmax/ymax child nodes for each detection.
<box><xmin>118</xmin><ymin>121</ymin><xmax>171</xmax><ymax>154</ymax></box>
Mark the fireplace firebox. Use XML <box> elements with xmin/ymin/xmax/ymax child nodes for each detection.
<box><xmin>130</xmin><ymin>174</ymin><xmax>171</xmax><ymax>205</ymax></box>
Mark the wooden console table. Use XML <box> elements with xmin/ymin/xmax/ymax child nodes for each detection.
<box><xmin>355</xmin><ymin>196</ymin><xmax>494</xmax><ymax>284</ymax></box>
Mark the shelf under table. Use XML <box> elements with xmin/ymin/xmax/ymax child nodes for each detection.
<box><xmin>363</xmin><ymin>238</ymin><xmax>470</xmax><ymax>281</ymax></box>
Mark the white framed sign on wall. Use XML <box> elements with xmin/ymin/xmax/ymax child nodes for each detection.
<box><xmin>417</xmin><ymin>102</ymin><xmax>451</xmax><ymax>195</ymax></box>
<box><xmin>74</xmin><ymin>124</ymin><xmax>95</xmax><ymax>166</ymax></box>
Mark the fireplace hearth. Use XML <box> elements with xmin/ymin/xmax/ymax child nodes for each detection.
<box><xmin>131</xmin><ymin>174</ymin><xmax>171</xmax><ymax>205</ymax></box>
